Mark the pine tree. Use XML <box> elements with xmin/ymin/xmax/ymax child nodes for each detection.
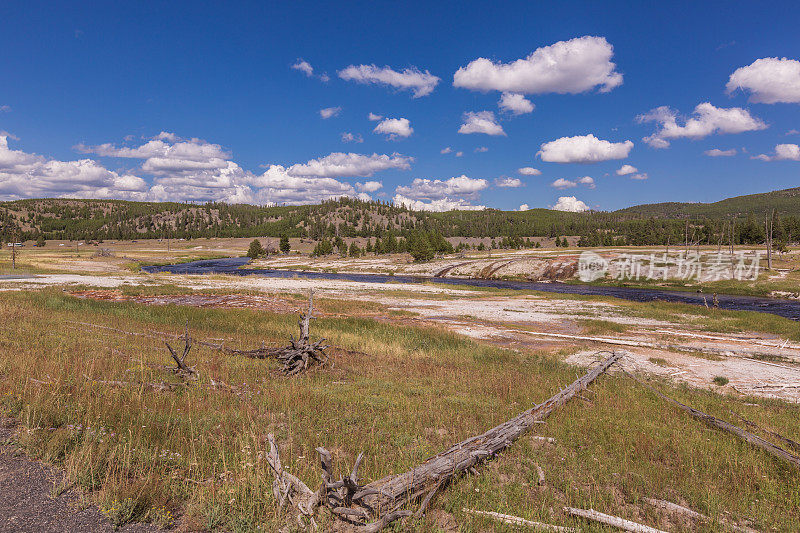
<box><xmin>247</xmin><ymin>239</ymin><xmax>265</xmax><ymax>258</ymax></box>
<box><xmin>279</xmin><ymin>235</ymin><xmax>290</xmax><ymax>254</ymax></box>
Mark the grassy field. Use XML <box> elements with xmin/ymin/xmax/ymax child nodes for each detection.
<box><xmin>1</xmin><ymin>289</ymin><xmax>799</xmax><ymax>531</ymax></box>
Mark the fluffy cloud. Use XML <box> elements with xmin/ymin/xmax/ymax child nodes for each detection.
<box><xmin>518</xmin><ymin>167</ymin><xmax>542</xmax><ymax>175</ymax></box>
<box><xmin>341</xmin><ymin>132</ymin><xmax>363</xmax><ymax>143</ymax></box>
<box><xmin>356</xmin><ymin>180</ymin><xmax>383</xmax><ymax>192</ymax></box>
<box><xmin>392</xmin><ymin>194</ymin><xmax>485</xmax><ymax>212</ymax></box>
<box><xmin>753</xmin><ymin>143</ymin><xmax>800</xmax><ymax>161</ymax></box>
<box><xmin>638</xmin><ymin>103</ymin><xmax>767</xmax><ymax>148</ymax></box>
<box><xmin>551</xmin><ymin>178</ymin><xmax>576</xmax><ymax>189</ymax></box>
<box><xmin>551</xmin><ymin>196</ymin><xmax>588</xmax><ymax>212</ymax></box>
<box><xmin>704</xmin><ymin>148</ymin><xmax>737</xmax><ymax>157</ymax></box>
<box><xmin>458</xmin><ymin>111</ymin><xmax>505</xmax><ymax>136</ymax></box>
<box><xmin>0</xmin><ymin>135</ymin><xmax>148</xmax><ymax>201</ymax></box>
<box><xmin>440</xmin><ymin>146</ymin><xmax>453</xmax><ymax>154</ymax></box>
<box><xmin>616</xmin><ymin>164</ymin><xmax>637</xmax><ymax>175</ymax></box>
<box><xmin>518</xmin><ymin>204</ymin><xmax>530</xmax><ymax>211</ymax></box>
<box><xmin>373</xmin><ymin>118</ymin><xmax>413</xmax><ymax>139</ymax></box>
<box><xmin>550</xmin><ymin>176</ymin><xmax>594</xmax><ymax>189</ymax></box>
<box><xmin>73</xmin><ymin>135</ymin><xmax>409</xmax><ymax>204</ymax></box>
<box><xmin>494</xmin><ymin>176</ymin><xmax>523</xmax><ymax>188</ymax></box>
<box><xmin>455</xmin><ymin>151</ymin><xmax>464</xmax><ymax>157</ymax></box>
<box><xmin>320</xmin><ymin>106</ymin><xmax>342</xmax><ymax>119</ymax></box>
<box><xmin>291</xmin><ymin>60</ymin><xmax>314</xmax><ymax>77</ymax></box>
<box><xmin>475</xmin><ymin>146</ymin><xmax>489</xmax><ymax>153</ymax></box>
<box><xmin>368</xmin><ymin>112</ymin><xmax>383</xmax><ymax>121</ymax></box>
<box><xmin>453</xmin><ymin>36</ymin><xmax>622</xmax><ymax>94</ymax></box>
<box><xmin>286</xmin><ymin>152</ymin><xmax>413</xmax><ymax>177</ymax></box>
<box><xmin>498</xmin><ymin>92</ymin><xmax>534</xmax><ymax>115</ymax></box>
<box><xmin>338</xmin><ymin>64</ymin><xmax>440</xmax><ymax>97</ymax></box>
<box><xmin>726</xmin><ymin>58</ymin><xmax>800</xmax><ymax>104</ymax></box>
<box><xmin>538</xmin><ymin>134</ymin><xmax>633</xmax><ymax>163</ymax></box>
<box><xmin>395</xmin><ymin>175</ymin><xmax>488</xmax><ymax>201</ymax></box>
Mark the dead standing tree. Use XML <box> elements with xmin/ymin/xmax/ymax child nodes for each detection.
<box><xmin>274</xmin><ymin>290</ymin><xmax>329</xmax><ymax>375</ymax></box>
<box><xmin>267</xmin><ymin>351</ymin><xmax>622</xmax><ymax>531</ymax></box>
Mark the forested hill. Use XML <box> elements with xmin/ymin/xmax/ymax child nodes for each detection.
<box><xmin>2</xmin><ymin>188</ymin><xmax>800</xmax><ymax>246</ymax></box>
<box><xmin>614</xmin><ymin>187</ymin><xmax>800</xmax><ymax>219</ymax></box>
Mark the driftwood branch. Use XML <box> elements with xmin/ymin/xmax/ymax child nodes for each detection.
<box><xmin>565</xmin><ymin>507</ymin><xmax>667</xmax><ymax>533</ymax></box>
<box><xmin>727</xmin><ymin>410</ymin><xmax>800</xmax><ymax>454</ymax></box>
<box><xmin>462</xmin><ymin>508</ymin><xmax>578</xmax><ymax>532</ymax></box>
<box><xmin>164</xmin><ymin>321</ymin><xmax>196</xmax><ymax>376</ymax></box>
<box><xmin>625</xmin><ymin>371</ymin><xmax>800</xmax><ymax>470</ymax></box>
<box><xmin>643</xmin><ymin>498</ymin><xmax>757</xmax><ymax>533</ymax></box>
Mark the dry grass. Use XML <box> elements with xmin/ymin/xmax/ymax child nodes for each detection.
<box><xmin>1</xmin><ymin>290</ymin><xmax>799</xmax><ymax>531</ymax></box>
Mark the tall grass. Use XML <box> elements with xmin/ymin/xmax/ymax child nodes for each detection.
<box><xmin>0</xmin><ymin>289</ymin><xmax>798</xmax><ymax>531</ymax></box>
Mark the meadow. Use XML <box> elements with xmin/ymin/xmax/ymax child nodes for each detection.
<box><xmin>1</xmin><ymin>289</ymin><xmax>799</xmax><ymax>531</ymax></box>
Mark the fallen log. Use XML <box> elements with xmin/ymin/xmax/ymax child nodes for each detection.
<box><xmin>564</xmin><ymin>507</ymin><xmax>667</xmax><ymax>533</ymax></box>
<box><xmin>266</xmin><ymin>351</ymin><xmax>621</xmax><ymax>530</ymax></box>
<box><xmin>462</xmin><ymin>508</ymin><xmax>577</xmax><ymax>532</ymax></box>
<box><xmin>643</xmin><ymin>498</ymin><xmax>757</xmax><ymax>533</ymax></box>
<box><xmin>727</xmin><ymin>410</ymin><xmax>800</xmax><ymax>454</ymax></box>
<box><xmin>624</xmin><ymin>371</ymin><xmax>800</xmax><ymax>470</ymax></box>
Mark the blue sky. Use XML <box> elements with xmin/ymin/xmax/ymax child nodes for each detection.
<box><xmin>1</xmin><ymin>1</ymin><xmax>799</xmax><ymax>211</ymax></box>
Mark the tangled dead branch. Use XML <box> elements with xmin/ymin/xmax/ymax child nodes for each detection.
<box><xmin>273</xmin><ymin>290</ymin><xmax>329</xmax><ymax>375</ymax></box>
<box><xmin>267</xmin><ymin>351</ymin><xmax>621</xmax><ymax>531</ymax></box>
<box><xmin>164</xmin><ymin>322</ymin><xmax>196</xmax><ymax>377</ymax></box>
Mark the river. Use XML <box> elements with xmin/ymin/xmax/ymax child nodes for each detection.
<box><xmin>142</xmin><ymin>257</ymin><xmax>800</xmax><ymax>321</ymax></box>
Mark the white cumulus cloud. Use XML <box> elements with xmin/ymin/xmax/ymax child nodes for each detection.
<box><xmin>518</xmin><ymin>167</ymin><xmax>542</xmax><ymax>175</ymax></box>
<box><xmin>638</xmin><ymin>103</ymin><xmax>767</xmax><ymax>148</ymax></box>
<box><xmin>373</xmin><ymin>118</ymin><xmax>413</xmax><ymax>139</ymax></box>
<box><xmin>320</xmin><ymin>107</ymin><xmax>342</xmax><ymax>119</ymax></box>
<box><xmin>518</xmin><ymin>204</ymin><xmax>530</xmax><ymax>211</ymax></box>
<box><xmin>338</xmin><ymin>64</ymin><xmax>440</xmax><ymax>97</ymax></box>
<box><xmin>368</xmin><ymin>112</ymin><xmax>383</xmax><ymax>121</ymax></box>
<box><xmin>341</xmin><ymin>132</ymin><xmax>364</xmax><ymax>143</ymax></box>
<box><xmin>393</xmin><ymin>194</ymin><xmax>485</xmax><ymax>212</ymax></box>
<box><xmin>396</xmin><ymin>175</ymin><xmax>488</xmax><ymax>201</ymax></box>
<box><xmin>291</xmin><ymin>60</ymin><xmax>314</xmax><ymax>77</ymax></box>
<box><xmin>551</xmin><ymin>178</ymin><xmax>577</xmax><ymax>189</ymax></box>
<box><xmin>287</xmin><ymin>152</ymin><xmax>413</xmax><ymax>177</ymax></box>
<box><xmin>704</xmin><ymin>148</ymin><xmax>737</xmax><ymax>157</ymax></box>
<box><xmin>616</xmin><ymin>164</ymin><xmax>637</xmax><ymax>175</ymax></box>
<box><xmin>538</xmin><ymin>134</ymin><xmax>633</xmax><ymax>163</ymax></box>
<box><xmin>726</xmin><ymin>57</ymin><xmax>800</xmax><ymax>104</ymax></box>
<box><xmin>577</xmin><ymin>176</ymin><xmax>595</xmax><ymax>188</ymax></box>
<box><xmin>551</xmin><ymin>196</ymin><xmax>588</xmax><ymax>212</ymax></box>
<box><xmin>453</xmin><ymin>36</ymin><xmax>622</xmax><ymax>94</ymax></box>
<box><xmin>498</xmin><ymin>92</ymin><xmax>534</xmax><ymax>115</ymax></box>
<box><xmin>356</xmin><ymin>180</ymin><xmax>383</xmax><ymax>192</ymax></box>
<box><xmin>753</xmin><ymin>143</ymin><xmax>800</xmax><ymax>161</ymax></box>
<box><xmin>458</xmin><ymin>111</ymin><xmax>505</xmax><ymax>136</ymax></box>
<box><xmin>494</xmin><ymin>177</ymin><xmax>523</xmax><ymax>188</ymax></box>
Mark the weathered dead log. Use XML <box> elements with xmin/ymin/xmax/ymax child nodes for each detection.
<box><xmin>728</xmin><ymin>409</ymin><xmax>800</xmax><ymax>454</ymax></box>
<box><xmin>273</xmin><ymin>290</ymin><xmax>329</xmax><ymax>375</ymax></box>
<box><xmin>462</xmin><ymin>508</ymin><xmax>578</xmax><ymax>532</ymax></box>
<box><xmin>265</xmin><ymin>351</ymin><xmax>620</xmax><ymax>530</ymax></box>
<box><xmin>625</xmin><ymin>370</ymin><xmax>800</xmax><ymax>470</ymax></box>
<box><xmin>354</xmin><ymin>351</ymin><xmax>621</xmax><ymax>520</ymax></box>
<box><xmin>643</xmin><ymin>498</ymin><xmax>757</xmax><ymax>533</ymax></box>
<box><xmin>564</xmin><ymin>506</ymin><xmax>668</xmax><ymax>533</ymax></box>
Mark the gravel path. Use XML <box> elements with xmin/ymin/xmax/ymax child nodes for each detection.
<box><xmin>0</xmin><ymin>420</ymin><xmax>163</xmax><ymax>533</ymax></box>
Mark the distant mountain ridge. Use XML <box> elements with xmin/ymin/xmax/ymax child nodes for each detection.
<box><xmin>2</xmin><ymin>187</ymin><xmax>800</xmax><ymax>245</ymax></box>
<box><xmin>614</xmin><ymin>187</ymin><xmax>800</xmax><ymax>218</ymax></box>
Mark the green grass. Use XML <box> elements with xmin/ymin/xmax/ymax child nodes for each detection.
<box><xmin>1</xmin><ymin>290</ymin><xmax>799</xmax><ymax>531</ymax></box>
